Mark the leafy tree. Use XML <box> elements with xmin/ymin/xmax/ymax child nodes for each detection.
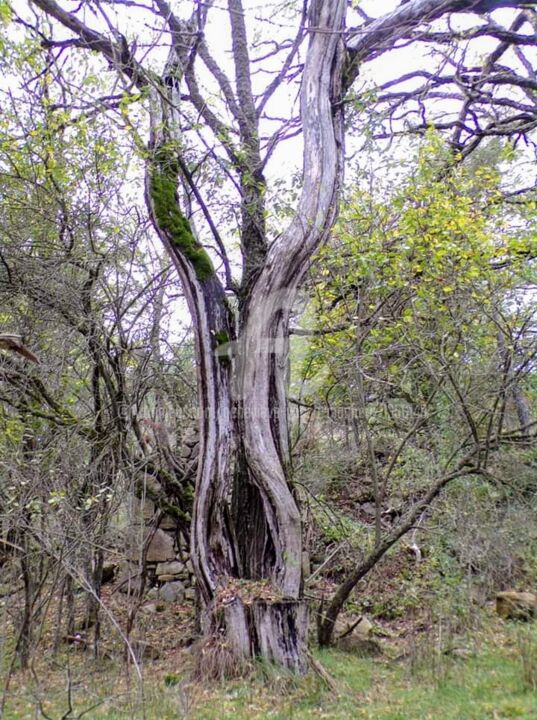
<box><xmin>0</xmin><ymin>38</ymin><xmax>198</xmax><ymax>663</ymax></box>
<box><xmin>296</xmin><ymin>138</ymin><xmax>537</xmax><ymax>643</ymax></box>
<box><xmin>5</xmin><ymin>0</ymin><xmax>537</xmax><ymax>671</ymax></box>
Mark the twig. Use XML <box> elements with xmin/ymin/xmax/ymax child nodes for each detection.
<box><xmin>306</xmin><ymin>650</ymin><xmax>340</xmax><ymax>696</ymax></box>
<box><xmin>337</xmin><ymin>615</ymin><xmax>364</xmax><ymax>641</ymax></box>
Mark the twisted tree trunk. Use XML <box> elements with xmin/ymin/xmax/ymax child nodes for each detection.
<box><xmin>144</xmin><ymin>0</ymin><xmax>345</xmax><ymax>672</ymax></box>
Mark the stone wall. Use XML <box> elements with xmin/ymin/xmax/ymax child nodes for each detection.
<box><xmin>118</xmin><ymin>426</ymin><xmax>199</xmax><ymax>603</ymax></box>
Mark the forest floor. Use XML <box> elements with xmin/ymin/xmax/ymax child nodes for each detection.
<box><xmin>1</xmin><ymin>592</ymin><xmax>536</xmax><ymax>720</ymax></box>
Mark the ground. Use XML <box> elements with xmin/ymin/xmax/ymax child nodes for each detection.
<box><xmin>1</xmin><ymin>584</ymin><xmax>536</xmax><ymax>719</ymax></box>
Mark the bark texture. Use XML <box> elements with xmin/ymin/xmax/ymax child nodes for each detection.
<box><xmin>143</xmin><ymin>0</ymin><xmax>346</xmax><ymax>672</ymax></box>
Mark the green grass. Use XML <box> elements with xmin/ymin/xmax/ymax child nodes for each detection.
<box><xmin>2</xmin><ymin>623</ymin><xmax>536</xmax><ymax>719</ymax></box>
<box><xmin>196</xmin><ymin>640</ymin><xmax>536</xmax><ymax>720</ymax></box>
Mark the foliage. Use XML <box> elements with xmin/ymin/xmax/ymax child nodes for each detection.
<box><xmin>293</xmin><ymin>136</ymin><xmax>537</xmax><ymax>643</ymax></box>
<box><xmin>305</xmin><ymin>134</ymin><xmax>536</xmax><ymax>414</ymax></box>
<box><xmin>0</xmin><ymin>28</ymin><xmax>198</xmax><ymax>671</ymax></box>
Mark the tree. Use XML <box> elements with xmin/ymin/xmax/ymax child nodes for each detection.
<box><xmin>0</xmin><ymin>49</ymin><xmax>197</xmax><ymax>665</ymax></box>
<box><xmin>296</xmin><ymin>138</ymin><xmax>537</xmax><ymax>645</ymax></box>
<box><xmin>11</xmin><ymin>0</ymin><xmax>537</xmax><ymax>671</ymax></box>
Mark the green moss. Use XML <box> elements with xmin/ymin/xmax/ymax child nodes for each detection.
<box><xmin>213</xmin><ymin>329</ymin><xmax>232</xmax><ymax>366</ymax></box>
<box><xmin>214</xmin><ymin>330</ymin><xmax>230</xmax><ymax>346</ymax></box>
<box><xmin>160</xmin><ymin>499</ymin><xmax>190</xmax><ymax>523</ymax></box>
<box><xmin>149</xmin><ymin>147</ymin><xmax>214</xmax><ymax>282</ymax></box>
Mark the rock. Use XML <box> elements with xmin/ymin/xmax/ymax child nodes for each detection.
<box><xmin>184</xmin><ymin>587</ymin><xmax>196</xmax><ymax>602</ymax></box>
<box><xmin>336</xmin><ymin>635</ymin><xmax>383</xmax><ymax>656</ymax></box>
<box><xmin>157</xmin><ymin>574</ymin><xmax>176</xmax><ymax>582</ymax></box>
<box><xmin>145</xmin><ymin>477</ymin><xmax>163</xmax><ymax>496</ymax></box>
<box><xmin>334</xmin><ymin>615</ymin><xmax>381</xmax><ymax>655</ymax></box>
<box><xmin>355</xmin><ymin>616</ymin><xmax>374</xmax><ymax>636</ymax></box>
<box><xmin>117</xmin><ymin>563</ymin><xmax>143</xmax><ymax>595</ymax></box>
<box><xmin>185</xmin><ymin>559</ymin><xmax>194</xmax><ymax>575</ymax></box>
<box><xmin>156</xmin><ymin>561</ymin><xmax>184</xmax><ymax>577</ymax></box>
<box><xmin>159</xmin><ymin>514</ymin><xmax>177</xmax><ymax>530</ymax></box>
<box><xmin>142</xmin><ymin>603</ymin><xmax>158</xmax><ymax>614</ymax></box>
<box><xmin>147</xmin><ymin>586</ymin><xmax>159</xmax><ymax>599</ymax></box>
<box><xmin>189</xmin><ymin>442</ymin><xmax>199</xmax><ymax>457</ymax></box>
<box><xmin>159</xmin><ymin>581</ymin><xmax>185</xmax><ymax>603</ymax></box>
<box><xmin>176</xmin><ymin>537</ymin><xmax>189</xmax><ymax>552</ymax></box>
<box><xmin>336</xmin><ymin>615</ymin><xmax>373</xmax><ymax>639</ymax></box>
<box><xmin>145</xmin><ymin>529</ymin><xmax>175</xmax><ymax>562</ymax></box>
<box><xmin>143</xmin><ymin>498</ymin><xmax>155</xmax><ymax>519</ymax></box>
<box><xmin>118</xmin><ymin>577</ymin><xmax>144</xmax><ymax>595</ymax></box>
<box><xmin>496</xmin><ymin>591</ymin><xmax>536</xmax><ymax>621</ymax></box>
<box><xmin>182</xmin><ymin>427</ymin><xmax>199</xmax><ymax>446</ymax></box>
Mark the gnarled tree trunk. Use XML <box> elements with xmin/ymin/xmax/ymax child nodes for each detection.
<box><xmin>144</xmin><ymin>0</ymin><xmax>345</xmax><ymax>672</ymax></box>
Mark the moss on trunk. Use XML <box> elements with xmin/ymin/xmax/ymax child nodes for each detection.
<box><xmin>149</xmin><ymin>147</ymin><xmax>214</xmax><ymax>281</ymax></box>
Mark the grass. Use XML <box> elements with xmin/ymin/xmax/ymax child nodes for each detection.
<box><xmin>1</xmin><ymin>621</ymin><xmax>536</xmax><ymax>719</ymax></box>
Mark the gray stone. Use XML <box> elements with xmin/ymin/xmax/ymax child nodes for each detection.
<box><xmin>355</xmin><ymin>616</ymin><xmax>374</xmax><ymax>637</ymax></box>
<box><xmin>335</xmin><ymin>615</ymin><xmax>373</xmax><ymax>638</ymax></box>
<box><xmin>184</xmin><ymin>587</ymin><xmax>196</xmax><ymax>602</ymax></box>
<box><xmin>145</xmin><ymin>477</ymin><xmax>163</xmax><ymax>496</ymax></box>
<box><xmin>116</xmin><ymin>561</ymin><xmax>137</xmax><ymax>578</ymax></box>
<box><xmin>177</xmin><ymin>537</ymin><xmax>189</xmax><ymax>553</ymax></box>
<box><xmin>334</xmin><ymin>615</ymin><xmax>380</xmax><ymax>655</ymax></box>
<box><xmin>159</xmin><ymin>581</ymin><xmax>185</xmax><ymax>603</ymax></box>
<box><xmin>156</xmin><ymin>561</ymin><xmax>183</xmax><ymax>577</ymax></box>
<box><xmin>159</xmin><ymin>514</ymin><xmax>177</xmax><ymax>530</ymax></box>
<box><xmin>143</xmin><ymin>498</ymin><xmax>155</xmax><ymax>519</ymax></box>
<box><xmin>336</xmin><ymin>635</ymin><xmax>382</xmax><ymax>656</ymax></box>
<box><xmin>117</xmin><ymin>563</ymin><xmax>143</xmax><ymax>595</ymax></box>
<box><xmin>182</xmin><ymin>427</ymin><xmax>199</xmax><ymax>446</ymax></box>
<box><xmin>145</xmin><ymin>529</ymin><xmax>175</xmax><ymax>562</ymax></box>
<box><xmin>142</xmin><ymin>603</ymin><xmax>158</xmax><ymax>614</ymax></box>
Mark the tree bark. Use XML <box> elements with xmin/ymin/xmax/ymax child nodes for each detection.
<box><xmin>28</xmin><ymin>0</ymin><xmax>504</xmax><ymax>673</ymax></box>
<box><xmin>142</xmin><ymin>0</ymin><xmax>345</xmax><ymax>672</ymax></box>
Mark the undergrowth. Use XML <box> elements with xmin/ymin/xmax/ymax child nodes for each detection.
<box><xmin>1</xmin><ymin>619</ymin><xmax>536</xmax><ymax>719</ymax></box>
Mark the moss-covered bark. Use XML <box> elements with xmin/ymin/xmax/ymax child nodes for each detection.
<box><xmin>149</xmin><ymin>147</ymin><xmax>214</xmax><ymax>281</ymax></box>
